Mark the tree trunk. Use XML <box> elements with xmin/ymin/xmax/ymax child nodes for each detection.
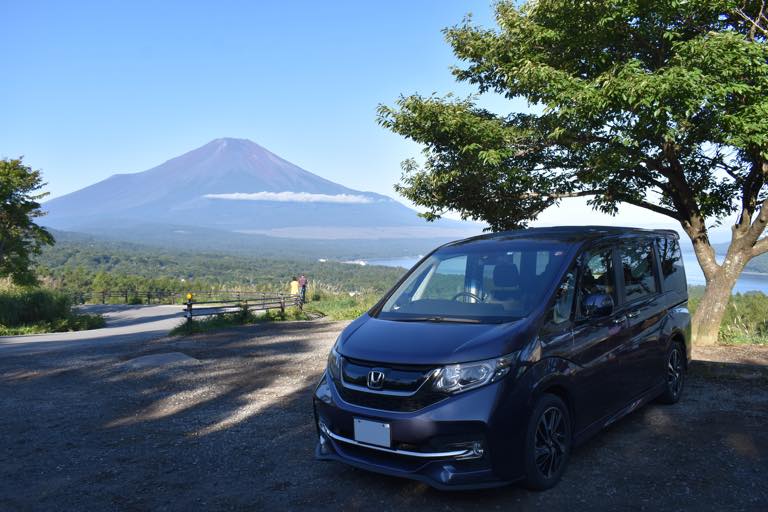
<box><xmin>691</xmin><ymin>251</ymin><xmax>747</xmax><ymax>346</ymax></box>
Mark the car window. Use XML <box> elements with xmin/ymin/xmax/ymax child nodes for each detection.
<box><xmin>579</xmin><ymin>248</ymin><xmax>616</xmax><ymax>308</ymax></box>
<box><xmin>620</xmin><ymin>241</ymin><xmax>658</xmax><ymax>302</ymax></box>
<box><xmin>656</xmin><ymin>237</ymin><xmax>686</xmax><ymax>294</ymax></box>
<box><xmin>418</xmin><ymin>255</ymin><xmax>467</xmax><ymax>300</ymax></box>
<box><xmin>378</xmin><ymin>240</ymin><xmax>575</xmax><ymax>323</ymax></box>
<box><xmin>535</xmin><ymin>251</ymin><xmax>550</xmax><ymax>276</ymax></box>
<box><xmin>551</xmin><ymin>270</ymin><xmax>576</xmax><ymax>324</ymax></box>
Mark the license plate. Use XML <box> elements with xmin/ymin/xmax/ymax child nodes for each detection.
<box><xmin>353</xmin><ymin>418</ymin><xmax>391</xmax><ymax>448</ymax></box>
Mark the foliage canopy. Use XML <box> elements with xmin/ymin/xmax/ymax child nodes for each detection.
<box><xmin>378</xmin><ymin>0</ymin><xmax>768</xmax><ymax>345</ymax></box>
<box><xmin>0</xmin><ymin>158</ymin><xmax>54</xmax><ymax>285</ymax></box>
<box><xmin>378</xmin><ymin>0</ymin><xmax>768</xmax><ymax>238</ymax></box>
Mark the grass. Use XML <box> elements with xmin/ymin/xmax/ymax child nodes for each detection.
<box><xmin>303</xmin><ymin>292</ymin><xmax>378</xmax><ymax>321</ymax></box>
<box><xmin>169</xmin><ymin>287</ymin><xmax>768</xmax><ymax>346</ymax></box>
<box><xmin>170</xmin><ymin>291</ymin><xmax>378</xmax><ymax>336</ymax></box>
<box><xmin>719</xmin><ymin>334</ymin><xmax>768</xmax><ymax>346</ymax></box>
<box><xmin>0</xmin><ymin>286</ymin><xmax>106</xmax><ymax>336</ymax></box>
<box><xmin>170</xmin><ymin>307</ymin><xmax>310</xmax><ymax>336</ymax></box>
<box><xmin>307</xmin><ymin>289</ymin><xmax>768</xmax><ymax>346</ymax></box>
<box><xmin>688</xmin><ymin>286</ymin><xmax>768</xmax><ymax>345</ymax></box>
<box><xmin>0</xmin><ymin>314</ymin><xmax>106</xmax><ymax>336</ymax></box>
<box><xmin>0</xmin><ymin>288</ymin><xmax>71</xmax><ymax>326</ymax></box>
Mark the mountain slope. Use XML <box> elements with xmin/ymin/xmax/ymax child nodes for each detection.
<box><xmin>43</xmin><ymin>138</ymin><xmax>476</xmax><ymax>238</ymax></box>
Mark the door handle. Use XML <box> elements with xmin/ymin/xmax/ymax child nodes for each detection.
<box><xmin>627</xmin><ymin>311</ymin><xmax>640</xmax><ymax>319</ymax></box>
<box><xmin>612</xmin><ymin>316</ymin><xmax>627</xmax><ymax>325</ymax></box>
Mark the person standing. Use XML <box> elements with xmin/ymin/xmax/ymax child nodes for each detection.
<box><xmin>298</xmin><ymin>274</ymin><xmax>308</xmax><ymax>303</ymax></box>
<box><xmin>290</xmin><ymin>276</ymin><xmax>299</xmax><ymax>297</ymax></box>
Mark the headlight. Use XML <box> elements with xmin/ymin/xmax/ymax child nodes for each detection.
<box><xmin>327</xmin><ymin>343</ymin><xmax>342</xmax><ymax>380</ymax></box>
<box><xmin>432</xmin><ymin>352</ymin><xmax>518</xmax><ymax>394</ymax></box>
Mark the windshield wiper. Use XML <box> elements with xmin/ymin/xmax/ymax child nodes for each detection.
<box><xmin>389</xmin><ymin>316</ymin><xmax>485</xmax><ymax>324</ymax></box>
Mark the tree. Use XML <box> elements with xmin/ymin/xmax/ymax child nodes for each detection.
<box><xmin>378</xmin><ymin>0</ymin><xmax>768</xmax><ymax>346</ymax></box>
<box><xmin>0</xmin><ymin>158</ymin><xmax>54</xmax><ymax>285</ymax></box>
<box><xmin>91</xmin><ymin>271</ymin><xmax>111</xmax><ymax>294</ymax></box>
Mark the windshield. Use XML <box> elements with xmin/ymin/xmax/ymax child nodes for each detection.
<box><xmin>377</xmin><ymin>239</ymin><xmax>575</xmax><ymax>324</ymax></box>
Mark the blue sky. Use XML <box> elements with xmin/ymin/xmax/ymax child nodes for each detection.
<box><xmin>1</xmin><ymin>0</ymin><xmax>721</xmax><ymax>239</ymax></box>
<box><xmin>1</xmin><ymin>0</ymin><xmax>511</xmax><ymax>197</ymax></box>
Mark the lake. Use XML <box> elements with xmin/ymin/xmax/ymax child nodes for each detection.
<box><xmin>365</xmin><ymin>251</ymin><xmax>768</xmax><ymax>295</ymax></box>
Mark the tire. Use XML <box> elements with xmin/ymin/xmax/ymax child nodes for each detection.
<box><xmin>657</xmin><ymin>341</ymin><xmax>686</xmax><ymax>404</ymax></box>
<box><xmin>522</xmin><ymin>393</ymin><xmax>572</xmax><ymax>491</ymax></box>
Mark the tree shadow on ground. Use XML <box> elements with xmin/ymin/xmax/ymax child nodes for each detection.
<box><xmin>1</xmin><ymin>324</ymin><xmax>766</xmax><ymax>511</ymax></box>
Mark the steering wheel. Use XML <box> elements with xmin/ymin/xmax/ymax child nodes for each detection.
<box><xmin>451</xmin><ymin>291</ymin><xmax>482</xmax><ymax>303</ymax></box>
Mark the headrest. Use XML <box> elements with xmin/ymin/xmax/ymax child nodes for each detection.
<box><xmin>493</xmin><ymin>264</ymin><xmax>519</xmax><ymax>287</ymax></box>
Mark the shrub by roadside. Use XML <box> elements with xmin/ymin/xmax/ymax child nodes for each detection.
<box><xmin>171</xmin><ymin>292</ymin><xmax>378</xmax><ymax>336</ymax></box>
<box><xmin>688</xmin><ymin>286</ymin><xmax>768</xmax><ymax>345</ymax></box>
<box><xmin>170</xmin><ymin>307</ymin><xmax>309</xmax><ymax>336</ymax></box>
<box><xmin>0</xmin><ymin>288</ymin><xmax>106</xmax><ymax>336</ymax></box>
<box><xmin>311</xmin><ymin>288</ymin><xmax>768</xmax><ymax>345</ymax></box>
<box><xmin>303</xmin><ymin>292</ymin><xmax>378</xmax><ymax>321</ymax></box>
<box><xmin>171</xmin><ymin>288</ymin><xmax>768</xmax><ymax>346</ymax></box>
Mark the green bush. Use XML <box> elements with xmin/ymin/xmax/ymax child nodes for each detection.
<box><xmin>0</xmin><ymin>288</ymin><xmax>106</xmax><ymax>335</ymax></box>
<box><xmin>304</xmin><ymin>293</ymin><xmax>378</xmax><ymax>321</ymax></box>
<box><xmin>689</xmin><ymin>287</ymin><xmax>768</xmax><ymax>345</ymax></box>
<box><xmin>0</xmin><ymin>288</ymin><xmax>72</xmax><ymax>326</ymax></box>
<box><xmin>170</xmin><ymin>306</ymin><xmax>310</xmax><ymax>336</ymax></box>
<box><xmin>171</xmin><ymin>288</ymin><xmax>768</xmax><ymax>344</ymax></box>
<box><xmin>718</xmin><ymin>293</ymin><xmax>768</xmax><ymax>345</ymax></box>
<box><xmin>63</xmin><ymin>313</ymin><xmax>107</xmax><ymax>331</ymax></box>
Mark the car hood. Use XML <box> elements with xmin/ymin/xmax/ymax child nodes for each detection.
<box><xmin>337</xmin><ymin>314</ymin><xmax>535</xmax><ymax>365</ymax></box>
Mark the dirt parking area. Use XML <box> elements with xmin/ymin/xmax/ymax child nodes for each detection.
<box><xmin>1</xmin><ymin>321</ymin><xmax>766</xmax><ymax>511</ymax></box>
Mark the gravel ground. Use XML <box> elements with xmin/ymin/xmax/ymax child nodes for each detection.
<box><xmin>1</xmin><ymin>320</ymin><xmax>766</xmax><ymax>511</ymax></box>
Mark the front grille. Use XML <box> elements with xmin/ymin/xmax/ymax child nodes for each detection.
<box><xmin>335</xmin><ymin>356</ymin><xmax>448</xmax><ymax>412</ymax></box>
<box><xmin>335</xmin><ymin>384</ymin><xmax>448</xmax><ymax>412</ymax></box>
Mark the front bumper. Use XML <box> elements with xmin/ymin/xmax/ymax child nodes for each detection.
<box><xmin>312</xmin><ymin>372</ymin><xmax>526</xmax><ymax>490</ymax></box>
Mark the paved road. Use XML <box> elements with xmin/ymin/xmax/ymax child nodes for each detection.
<box><xmin>0</xmin><ymin>304</ymin><xmax>185</xmax><ymax>355</ymax></box>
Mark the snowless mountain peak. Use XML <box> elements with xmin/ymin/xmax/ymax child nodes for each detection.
<box><xmin>42</xmin><ymin>138</ymin><xmax>422</xmax><ymax>233</ymax></box>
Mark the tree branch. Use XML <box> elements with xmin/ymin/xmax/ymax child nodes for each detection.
<box><xmin>736</xmin><ymin>1</ymin><xmax>768</xmax><ymax>40</ymax></box>
<box><xmin>528</xmin><ymin>186</ymin><xmax>681</xmax><ymax>220</ymax></box>
<box><xmin>741</xmin><ymin>160</ymin><xmax>768</xmax><ymax>244</ymax></box>
<box><xmin>617</xmin><ymin>197</ymin><xmax>682</xmax><ymax>220</ymax></box>
<box><xmin>643</xmin><ymin>152</ymin><xmax>699</xmax><ymax>224</ymax></box>
<box><xmin>754</xmin><ymin>236</ymin><xmax>768</xmax><ymax>256</ymax></box>
<box><xmin>521</xmin><ymin>190</ymin><xmax>600</xmax><ymax>199</ymax></box>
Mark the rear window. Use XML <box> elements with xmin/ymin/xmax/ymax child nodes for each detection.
<box><xmin>656</xmin><ymin>236</ymin><xmax>687</xmax><ymax>294</ymax></box>
<box><xmin>619</xmin><ymin>240</ymin><xmax>658</xmax><ymax>303</ymax></box>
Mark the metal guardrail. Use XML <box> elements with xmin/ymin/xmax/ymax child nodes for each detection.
<box><xmin>182</xmin><ymin>293</ymin><xmax>303</xmax><ymax>321</ymax></box>
<box><xmin>70</xmin><ymin>290</ymin><xmax>293</xmax><ymax>306</ymax></box>
<box><xmin>71</xmin><ymin>290</ymin><xmax>183</xmax><ymax>305</ymax></box>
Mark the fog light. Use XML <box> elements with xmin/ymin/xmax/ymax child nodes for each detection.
<box><xmin>318</xmin><ymin>422</ymin><xmax>332</xmax><ymax>454</ymax></box>
<box><xmin>456</xmin><ymin>441</ymin><xmax>484</xmax><ymax>460</ymax></box>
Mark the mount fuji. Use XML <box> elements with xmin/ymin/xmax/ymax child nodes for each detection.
<box><xmin>42</xmin><ymin>138</ymin><xmax>480</xmax><ymax>252</ymax></box>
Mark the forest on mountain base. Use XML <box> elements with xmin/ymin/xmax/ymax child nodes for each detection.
<box><xmin>34</xmin><ymin>235</ymin><xmax>407</xmax><ymax>297</ymax></box>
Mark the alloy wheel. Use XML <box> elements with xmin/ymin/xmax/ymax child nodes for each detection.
<box><xmin>534</xmin><ymin>406</ymin><xmax>567</xmax><ymax>479</ymax></box>
<box><xmin>667</xmin><ymin>347</ymin><xmax>683</xmax><ymax>398</ymax></box>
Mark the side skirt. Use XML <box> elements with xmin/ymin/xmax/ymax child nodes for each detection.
<box><xmin>572</xmin><ymin>380</ymin><xmax>667</xmax><ymax>447</ymax></box>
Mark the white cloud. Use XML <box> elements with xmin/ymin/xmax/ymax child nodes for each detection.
<box><xmin>203</xmin><ymin>191</ymin><xmax>375</xmax><ymax>204</ymax></box>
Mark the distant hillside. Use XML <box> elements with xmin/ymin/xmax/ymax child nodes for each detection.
<box><xmin>44</xmin><ymin>227</ymin><xmax>451</xmax><ymax>262</ymax></box>
<box><xmin>36</xmin><ymin>230</ymin><xmax>407</xmax><ymax>294</ymax></box>
<box><xmin>746</xmin><ymin>254</ymin><xmax>768</xmax><ymax>274</ymax></box>
<box><xmin>713</xmin><ymin>242</ymin><xmax>768</xmax><ymax>274</ymax></box>
<box><xmin>42</xmin><ymin>138</ymin><xmax>481</xmax><ymax>249</ymax></box>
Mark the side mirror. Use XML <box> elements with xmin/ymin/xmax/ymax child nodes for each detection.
<box><xmin>582</xmin><ymin>293</ymin><xmax>614</xmax><ymax>318</ymax></box>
